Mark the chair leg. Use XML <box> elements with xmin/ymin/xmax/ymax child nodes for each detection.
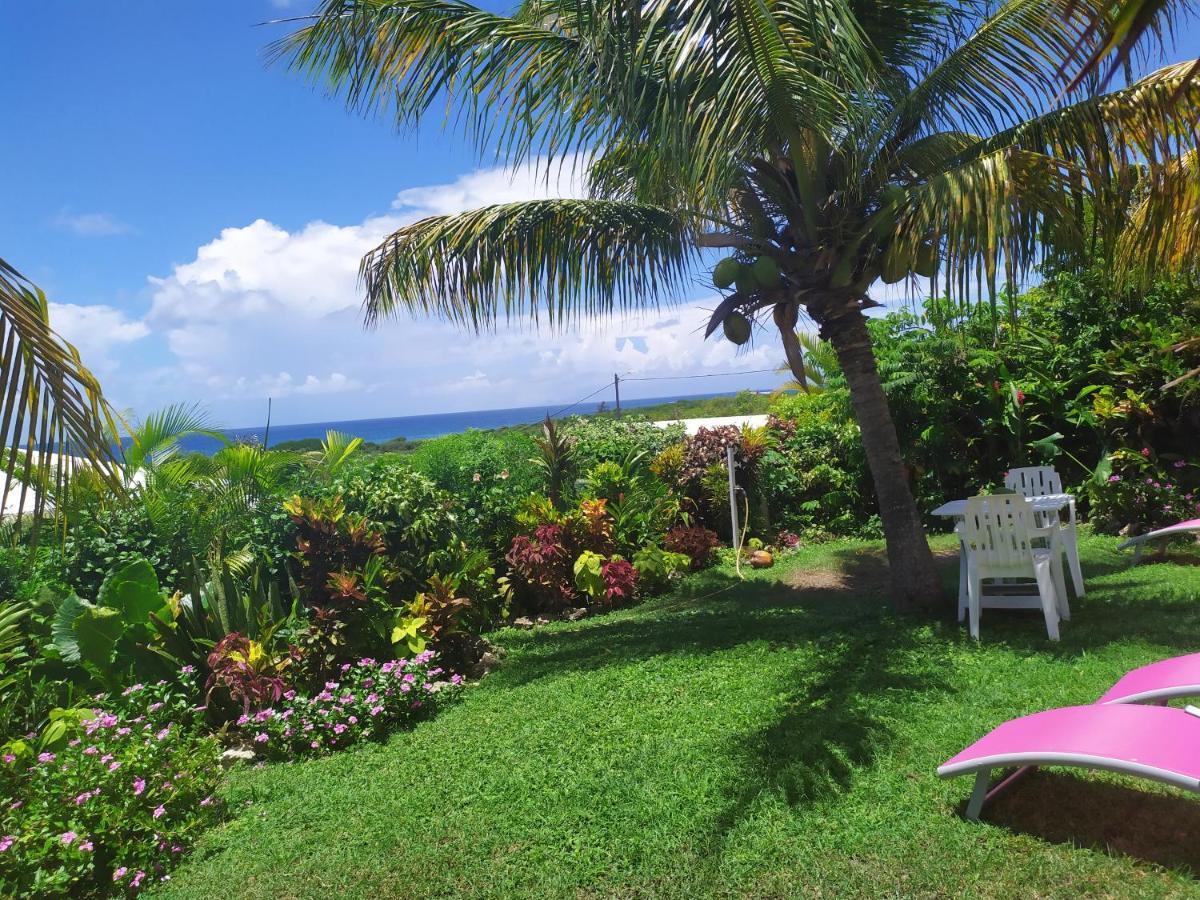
<box><xmin>1050</xmin><ymin>553</ymin><xmax>1070</xmax><ymax>622</ymax></box>
<box><xmin>958</xmin><ymin>542</ymin><xmax>968</xmax><ymax>623</ymax></box>
<box><xmin>1034</xmin><ymin>562</ymin><xmax>1060</xmax><ymax>641</ymax></box>
<box><xmin>965</xmin><ymin>770</ymin><xmax>990</xmax><ymax>821</ymax></box>
<box><xmin>1063</xmin><ymin>528</ymin><xmax>1085</xmax><ymax>597</ymax></box>
<box><xmin>967</xmin><ymin>571</ymin><xmax>981</xmax><ymax>641</ymax></box>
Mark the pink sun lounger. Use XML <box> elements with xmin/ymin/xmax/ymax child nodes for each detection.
<box><xmin>940</xmin><ymin>653</ymin><xmax>1200</xmax><ymax>820</ymax></box>
<box><xmin>1118</xmin><ymin>518</ymin><xmax>1200</xmax><ymax>564</ymax></box>
<box><xmin>939</xmin><ymin>704</ymin><xmax>1200</xmax><ymax>820</ymax></box>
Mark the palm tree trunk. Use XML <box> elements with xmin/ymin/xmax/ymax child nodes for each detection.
<box><xmin>807</xmin><ymin>301</ymin><xmax>944</xmax><ymax>611</ymax></box>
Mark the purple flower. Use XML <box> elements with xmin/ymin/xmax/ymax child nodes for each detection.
<box><xmin>116</xmin><ymin>727</ymin><xmax>131</xmax><ymax>737</ymax></box>
<box><xmin>236</xmin><ymin>714</ymin><xmax>250</xmax><ymax>726</ymax></box>
<box><xmin>80</xmin><ymin>840</ymin><xmax>94</xmax><ymax>852</ymax></box>
<box><xmin>60</xmin><ymin>831</ymin><xmax>78</xmax><ymax>846</ymax></box>
<box><xmin>347</xmin><ymin>715</ymin><xmax>358</xmax><ymax>725</ymax></box>
<box><xmin>153</xmin><ymin>804</ymin><xmax>166</xmax><ymax>819</ymax></box>
<box><xmin>37</xmin><ymin>751</ymin><xmax>55</xmax><ymax>764</ymax></box>
<box><xmin>83</xmin><ymin>745</ymin><xmax>98</xmax><ymax>755</ymax></box>
<box><xmin>155</xmin><ymin>727</ymin><xmax>170</xmax><ymax>741</ymax></box>
<box><xmin>181</xmin><ymin>664</ymin><xmax>196</xmax><ymax>675</ymax></box>
<box><xmin>0</xmin><ymin>836</ymin><xmax>14</xmax><ymax>853</ymax></box>
<box><xmin>200</xmin><ymin>795</ymin><xmax>214</xmax><ymax>807</ymax></box>
<box><xmin>311</xmin><ymin>740</ymin><xmax>320</xmax><ymax>749</ymax></box>
<box><xmin>1108</xmin><ymin>475</ymin><xmax>1121</xmax><ymax>483</ymax></box>
<box><xmin>255</xmin><ymin>732</ymin><xmax>269</xmax><ymax>743</ymax></box>
<box><xmin>109</xmin><ymin>761</ymin><xmax>122</xmax><ymax>772</ymax></box>
<box><xmin>401</xmin><ymin>683</ymin><xmax>411</xmax><ymax>693</ymax></box>
<box><xmin>370</xmin><ymin>705</ymin><xmax>384</xmax><ymax>717</ymax></box>
<box><xmin>133</xmin><ymin>777</ymin><xmax>146</xmax><ymax>796</ymax></box>
<box><xmin>2</xmin><ymin>753</ymin><xmax>14</xmax><ymax>764</ymax></box>
<box><xmin>450</xmin><ymin>674</ymin><xmax>463</xmax><ymax>685</ymax></box>
<box><xmin>333</xmin><ymin>723</ymin><xmax>346</xmax><ymax>734</ymax></box>
<box><xmin>131</xmin><ymin>871</ymin><xmax>146</xmax><ymax>889</ymax></box>
<box><xmin>113</xmin><ymin>866</ymin><xmax>128</xmax><ymax>881</ymax></box>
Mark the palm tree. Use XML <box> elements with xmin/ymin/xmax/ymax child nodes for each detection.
<box><xmin>773</xmin><ymin>332</ymin><xmax>837</xmax><ymax>396</ymax></box>
<box><xmin>0</xmin><ymin>258</ymin><xmax>121</xmax><ymax>525</ymax></box>
<box><xmin>278</xmin><ymin>0</ymin><xmax>1200</xmax><ymax>610</ymax></box>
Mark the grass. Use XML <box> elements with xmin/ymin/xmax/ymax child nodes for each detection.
<box><xmin>158</xmin><ymin>534</ymin><xmax>1200</xmax><ymax>899</ymax></box>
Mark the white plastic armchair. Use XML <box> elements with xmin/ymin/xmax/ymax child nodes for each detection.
<box><xmin>961</xmin><ymin>495</ymin><xmax>1066</xmax><ymax>641</ymax></box>
<box><xmin>1004</xmin><ymin>465</ymin><xmax>1084</xmax><ymax>597</ymax></box>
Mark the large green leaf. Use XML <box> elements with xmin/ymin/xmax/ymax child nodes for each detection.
<box><xmin>97</xmin><ymin>558</ymin><xmax>162</xmax><ymax>625</ymax></box>
<box><xmin>52</xmin><ymin>592</ymin><xmax>122</xmax><ymax>671</ymax></box>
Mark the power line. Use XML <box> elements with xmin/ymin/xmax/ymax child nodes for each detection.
<box><xmin>547</xmin><ymin>382</ymin><xmax>615</xmax><ymax>419</ymax></box>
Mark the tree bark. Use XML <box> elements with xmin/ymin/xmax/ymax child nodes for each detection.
<box><xmin>806</xmin><ymin>298</ymin><xmax>944</xmax><ymax>611</ymax></box>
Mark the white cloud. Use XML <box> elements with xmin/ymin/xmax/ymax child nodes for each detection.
<box><xmin>49</xmin><ymin>303</ymin><xmax>149</xmax><ymax>374</ymax></box>
<box><xmin>52</xmin><ymin>211</ymin><xmax>133</xmax><ymax>237</ymax></box>
<box><xmin>65</xmin><ymin>159</ymin><xmax>783</xmax><ymax>425</ymax></box>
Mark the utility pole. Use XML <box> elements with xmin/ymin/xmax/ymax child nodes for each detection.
<box><xmin>613</xmin><ymin>373</ymin><xmax>621</xmax><ymax>417</ymax></box>
<box><xmin>263</xmin><ymin>397</ymin><xmax>273</xmax><ymax>449</ymax></box>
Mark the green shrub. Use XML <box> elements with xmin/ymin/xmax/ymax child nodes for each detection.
<box><xmin>0</xmin><ymin>669</ymin><xmax>223</xmax><ymax>896</ymax></box>
<box><xmin>564</xmin><ymin>418</ymin><xmax>684</xmax><ymax>474</ymax></box>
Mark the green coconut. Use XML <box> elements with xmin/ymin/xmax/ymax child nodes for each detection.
<box><xmin>751</xmin><ymin>255</ymin><xmax>780</xmax><ymax>288</ymax></box>
<box><xmin>913</xmin><ymin>241</ymin><xmax>938</xmax><ymax>278</ymax></box>
<box><xmin>734</xmin><ymin>268</ymin><xmax>758</xmax><ymax>297</ymax></box>
<box><xmin>712</xmin><ymin>257</ymin><xmax>740</xmax><ymax>290</ymax></box>
<box><xmin>879</xmin><ymin>246</ymin><xmax>907</xmax><ymax>284</ymax></box>
<box><xmin>723</xmin><ymin>312</ymin><xmax>752</xmax><ymax>345</ymax></box>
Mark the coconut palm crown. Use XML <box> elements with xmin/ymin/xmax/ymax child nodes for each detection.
<box><xmin>279</xmin><ymin>0</ymin><xmax>1200</xmax><ymax>609</ymax></box>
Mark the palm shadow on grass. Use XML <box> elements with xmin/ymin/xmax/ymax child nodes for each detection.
<box><xmin>985</xmin><ymin>770</ymin><xmax>1200</xmax><ymax>877</ymax></box>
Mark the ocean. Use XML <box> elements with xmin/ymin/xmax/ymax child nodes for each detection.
<box><xmin>176</xmin><ymin>391</ymin><xmax>737</xmax><ymax>454</ymax></box>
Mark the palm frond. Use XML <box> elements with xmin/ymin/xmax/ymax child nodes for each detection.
<box><xmin>361</xmin><ymin>199</ymin><xmax>693</xmax><ymax>330</ymax></box>
<box><xmin>1117</xmin><ymin>146</ymin><xmax>1200</xmax><ymax>277</ymax></box>
<box><xmin>899</xmin><ymin>0</ymin><xmax>1108</xmax><ymax>135</ymax></box>
<box><xmin>122</xmin><ymin>402</ymin><xmax>225</xmax><ymax>476</ymax></box>
<box><xmin>0</xmin><ymin>258</ymin><xmax>122</xmax><ymax>526</ymax></box>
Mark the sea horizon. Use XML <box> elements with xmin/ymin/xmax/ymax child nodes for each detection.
<box><xmin>176</xmin><ymin>390</ymin><xmax>746</xmax><ymax>454</ymax></box>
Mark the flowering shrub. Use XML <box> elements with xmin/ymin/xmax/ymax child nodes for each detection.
<box><xmin>505</xmin><ymin>524</ymin><xmax>575</xmax><ymax>612</ymax></box>
<box><xmin>236</xmin><ymin>654</ymin><xmax>460</xmax><ymax>760</ymax></box>
<box><xmin>0</xmin><ymin>669</ymin><xmax>222</xmax><ymax>896</ymax></box>
<box><xmin>1089</xmin><ymin>450</ymin><xmax>1198</xmax><ymax>534</ymax></box>
<box><xmin>664</xmin><ymin>526</ymin><xmax>721</xmax><ymax>570</ymax></box>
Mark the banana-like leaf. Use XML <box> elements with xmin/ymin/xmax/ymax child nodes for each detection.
<box><xmin>52</xmin><ymin>593</ymin><xmax>122</xmax><ymax>671</ymax></box>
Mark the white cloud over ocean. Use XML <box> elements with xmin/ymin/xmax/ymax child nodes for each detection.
<box><xmin>57</xmin><ymin>160</ymin><xmax>780</xmax><ymax>427</ymax></box>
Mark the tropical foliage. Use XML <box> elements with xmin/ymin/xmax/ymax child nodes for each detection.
<box><xmin>278</xmin><ymin>0</ymin><xmax>1200</xmax><ymax>610</ymax></box>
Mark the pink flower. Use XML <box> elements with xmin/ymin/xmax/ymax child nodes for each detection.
<box><xmin>131</xmin><ymin>871</ymin><xmax>146</xmax><ymax>889</ymax></box>
<box><xmin>255</xmin><ymin>732</ymin><xmax>269</xmax><ymax>743</ymax></box>
<box><xmin>153</xmin><ymin>804</ymin><xmax>166</xmax><ymax>819</ymax></box>
<box><xmin>100</xmin><ymin>753</ymin><xmax>113</xmax><ymax>764</ymax></box>
<box><xmin>311</xmin><ymin>740</ymin><xmax>320</xmax><ymax>749</ymax></box>
<box><xmin>80</xmin><ymin>840</ymin><xmax>94</xmax><ymax>852</ymax></box>
<box><xmin>109</xmin><ymin>761</ymin><xmax>121</xmax><ymax>772</ymax></box>
<box><xmin>181</xmin><ymin>664</ymin><xmax>196</xmax><ymax>675</ymax></box>
<box><xmin>74</xmin><ymin>791</ymin><xmax>92</xmax><ymax>806</ymax></box>
<box><xmin>400</xmin><ymin>683</ymin><xmax>411</xmax><ymax>693</ymax></box>
<box><xmin>113</xmin><ymin>867</ymin><xmax>128</xmax><ymax>881</ymax></box>
<box><xmin>283</xmin><ymin>689</ymin><xmax>296</xmax><ymax>700</ymax></box>
<box><xmin>1141</xmin><ymin>447</ymin><xmax>1151</xmax><ymax>457</ymax></box>
<box><xmin>450</xmin><ymin>674</ymin><xmax>463</xmax><ymax>685</ymax></box>
<box><xmin>370</xmin><ymin>705</ymin><xmax>384</xmax><ymax>717</ymax></box>
<box><xmin>333</xmin><ymin>723</ymin><xmax>347</xmax><ymax>734</ymax></box>
<box><xmin>116</xmin><ymin>727</ymin><xmax>131</xmax><ymax>737</ymax></box>
<box><xmin>37</xmin><ymin>752</ymin><xmax>55</xmax><ymax>764</ymax></box>
<box><xmin>155</xmin><ymin>727</ymin><xmax>170</xmax><ymax>740</ymax></box>
<box><xmin>133</xmin><ymin>777</ymin><xmax>146</xmax><ymax>795</ymax></box>
<box><xmin>83</xmin><ymin>745</ymin><xmax>98</xmax><ymax>755</ymax></box>
<box><xmin>0</xmin><ymin>836</ymin><xmax>14</xmax><ymax>852</ymax></box>
<box><xmin>200</xmin><ymin>795</ymin><xmax>214</xmax><ymax>807</ymax></box>
<box><xmin>412</xmin><ymin>700</ymin><xmax>422</xmax><ymax>709</ymax></box>
<box><xmin>347</xmin><ymin>715</ymin><xmax>357</xmax><ymax>725</ymax></box>
<box><xmin>60</xmin><ymin>831</ymin><xmax>78</xmax><ymax>845</ymax></box>
<box><xmin>2</xmin><ymin>754</ymin><xmax>14</xmax><ymax>764</ymax></box>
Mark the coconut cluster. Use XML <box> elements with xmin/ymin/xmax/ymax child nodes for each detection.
<box><xmin>711</xmin><ymin>255</ymin><xmax>781</xmax><ymax>345</ymax></box>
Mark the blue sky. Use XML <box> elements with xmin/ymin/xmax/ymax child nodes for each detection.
<box><xmin>4</xmin><ymin>3</ymin><xmax>1196</xmax><ymax>428</ymax></box>
<box><xmin>2</xmin><ymin>0</ymin><xmax>782</xmax><ymax>428</ymax></box>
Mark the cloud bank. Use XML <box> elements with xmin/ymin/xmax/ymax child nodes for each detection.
<box><xmin>59</xmin><ymin>161</ymin><xmax>780</xmax><ymax>426</ymax></box>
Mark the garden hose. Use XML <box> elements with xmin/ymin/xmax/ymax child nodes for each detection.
<box><xmin>733</xmin><ymin>486</ymin><xmax>751</xmax><ymax>581</ymax></box>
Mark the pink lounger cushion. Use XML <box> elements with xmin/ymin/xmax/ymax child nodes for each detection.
<box><xmin>1099</xmin><ymin>652</ymin><xmax>1200</xmax><ymax>704</ymax></box>
<box><xmin>938</xmin><ymin>704</ymin><xmax>1200</xmax><ymax>792</ymax></box>
<box><xmin>1119</xmin><ymin>518</ymin><xmax>1200</xmax><ymax>547</ymax></box>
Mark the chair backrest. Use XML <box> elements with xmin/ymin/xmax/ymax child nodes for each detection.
<box><xmin>1005</xmin><ymin>466</ymin><xmax>1062</xmax><ymax>498</ymax></box>
<box><xmin>963</xmin><ymin>494</ymin><xmax>1039</xmax><ymax>573</ymax></box>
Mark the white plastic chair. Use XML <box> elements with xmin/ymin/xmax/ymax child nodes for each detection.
<box><xmin>961</xmin><ymin>495</ymin><xmax>1066</xmax><ymax>641</ymax></box>
<box><xmin>1004</xmin><ymin>465</ymin><xmax>1085</xmax><ymax>597</ymax></box>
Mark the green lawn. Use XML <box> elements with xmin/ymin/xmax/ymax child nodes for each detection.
<box><xmin>159</xmin><ymin>535</ymin><xmax>1200</xmax><ymax>899</ymax></box>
